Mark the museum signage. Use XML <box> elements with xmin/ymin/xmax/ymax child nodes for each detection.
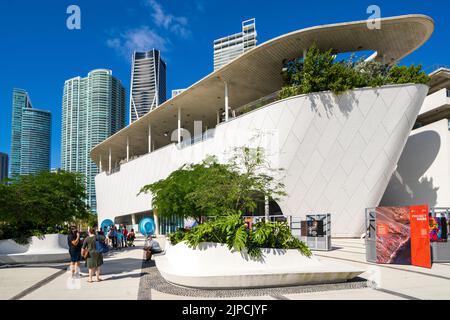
<box><xmin>375</xmin><ymin>205</ymin><xmax>431</xmax><ymax>268</ymax></box>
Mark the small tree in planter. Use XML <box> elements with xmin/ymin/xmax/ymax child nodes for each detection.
<box><xmin>140</xmin><ymin>147</ymin><xmax>310</xmax><ymax>259</ymax></box>
<box><xmin>140</xmin><ymin>147</ymin><xmax>286</xmax><ymax>224</ymax></box>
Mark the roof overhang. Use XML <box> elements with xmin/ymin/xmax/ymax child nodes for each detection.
<box><xmin>428</xmin><ymin>68</ymin><xmax>450</xmax><ymax>95</ymax></box>
<box><xmin>91</xmin><ymin>14</ymin><xmax>434</xmax><ymax>167</ymax></box>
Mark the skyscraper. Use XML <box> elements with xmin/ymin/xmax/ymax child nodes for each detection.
<box><xmin>0</xmin><ymin>153</ymin><xmax>8</xmax><ymax>182</ymax></box>
<box><xmin>213</xmin><ymin>18</ymin><xmax>257</xmax><ymax>71</ymax></box>
<box><xmin>171</xmin><ymin>89</ymin><xmax>186</xmax><ymax>98</ymax></box>
<box><xmin>61</xmin><ymin>69</ymin><xmax>125</xmax><ymax>211</ymax></box>
<box><xmin>10</xmin><ymin>89</ymin><xmax>51</xmax><ymax>176</ymax></box>
<box><xmin>129</xmin><ymin>50</ymin><xmax>166</xmax><ymax>123</ymax></box>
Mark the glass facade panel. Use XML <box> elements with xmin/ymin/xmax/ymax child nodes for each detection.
<box><xmin>10</xmin><ymin>89</ymin><xmax>51</xmax><ymax>176</ymax></box>
<box><xmin>61</xmin><ymin>70</ymin><xmax>125</xmax><ymax>211</ymax></box>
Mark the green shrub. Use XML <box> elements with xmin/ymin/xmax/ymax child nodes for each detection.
<box><xmin>168</xmin><ymin>228</ymin><xmax>189</xmax><ymax>245</ymax></box>
<box><xmin>168</xmin><ymin>213</ymin><xmax>312</xmax><ymax>259</ymax></box>
<box><xmin>279</xmin><ymin>44</ymin><xmax>430</xmax><ymax>100</ymax></box>
<box><xmin>388</xmin><ymin>65</ymin><xmax>431</xmax><ymax>85</ymax></box>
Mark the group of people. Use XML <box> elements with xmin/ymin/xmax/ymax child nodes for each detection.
<box><xmin>67</xmin><ymin>225</ymin><xmax>105</xmax><ymax>283</ymax></box>
<box><xmin>67</xmin><ymin>223</ymin><xmax>162</xmax><ymax>283</ymax></box>
<box><xmin>104</xmin><ymin>225</ymin><xmax>135</xmax><ymax>249</ymax></box>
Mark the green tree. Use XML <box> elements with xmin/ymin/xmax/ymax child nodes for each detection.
<box><xmin>139</xmin><ymin>156</ymin><xmax>236</xmax><ymax>223</ymax></box>
<box><xmin>140</xmin><ymin>147</ymin><xmax>286</xmax><ymax>222</ymax></box>
<box><xmin>388</xmin><ymin>65</ymin><xmax>431</xmax><ymax>85</ymax></box>
<box><xmin>0</xmin><ymin>171</ymin><xmax>91</xmax><ymax>244</ymax></box>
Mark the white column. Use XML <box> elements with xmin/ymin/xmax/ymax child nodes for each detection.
<box><xmin>148</xmin><ymin>124</ymin><xmax>152</xmax><ymax>153</ymax></box>
<box><xmin>126</xmin><ymin>136</ymin><xmax>130</xmax><ymax>162</ymax></box>
<box><xmin>224</xmin><ymin>81</ymin><xmax>229</xmax><ymax>122</ymax></box>
<box><xmin>177</xmin><ymin>107</ymin><xmax>181</xmax><ymax>143</ymax></box>
<box><xmin>99</xmin><ymin>155</ymin><xmax>102</xmax><ymax>172</ymax></box>
<box><xmin>216</xmin><ymin>110</ymin><xmax>220</xmax><ymax>125</ymax></box>
<box><xmin>108</xmin><ymin>147</ymin><xmax>112</xmax><ymax>173</ymax></box>
<box><xmin>264</xmin><ymin>196</ymin><xmax>270</xmax><ymax>222</ymax></box>
<box><xmin>153</xmin><ymin>210</ymin><xmax>160</xmax><ymax>236</ymax></box>
<box><xmin>131</xmin><ymin>214</ymin><xmax>136</xmax><ymax>225</ymax></box>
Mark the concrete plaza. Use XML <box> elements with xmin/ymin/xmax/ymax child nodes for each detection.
<box><xmin>0</xmin><ymin>237</ymin><xmax>449</xmax><ymax>300</ymax></box>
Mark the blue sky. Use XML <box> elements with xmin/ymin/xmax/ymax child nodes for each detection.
<box><xmin>0</xmin><ymin>0</ymin><xmax>449</xmax><ymax>169</ymax></box>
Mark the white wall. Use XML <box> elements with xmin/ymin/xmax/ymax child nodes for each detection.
<box><xmin>419</xmin><ymin>88</ymin><xmax>450</xmax><ymax>115</ymax></box>
<box><xmin>95</xmin><ymin>84</ymin><xmax>428</xmax><ymax>237</ymax></box>
<box><xmin>381</xmin><ymin>118</ymin><xmax>450</xmax><ymax>208</ymax></box>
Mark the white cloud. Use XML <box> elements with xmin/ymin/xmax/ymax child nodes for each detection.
<box><xmin>107</xmin><ymin>26</ymin><xmax>167</xmax><ymax>59</ymax></box>
<box><xmin>107</xmin><ymin>1</ymin><xmax>193</xmax><ymax>59</ymax></box>
<box><xmin>145</xmin><ymin>0</ymin><xmax>190</xmax><ymax>38</ymax></box>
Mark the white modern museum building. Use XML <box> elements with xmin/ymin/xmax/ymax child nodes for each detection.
<box><xmin>381</xmin><ymin>67</ymin><xmax>450</xmax><ymax>208</ymax></box>
<box><xmin>91</xmin><ymin>14</ymin><xmax>436</xmax><ymax>237</ymax></box>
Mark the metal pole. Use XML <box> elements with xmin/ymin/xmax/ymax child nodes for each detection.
<box><xmin>108</xmin><ymin>147</ymin><xmax>112</xmax><ymax>173</ymax></box>
<box><xmin>148</xmin><ymin>124</ymin><xmax>152</xmax><ymax>153</ymax></box>
<box><xmin>224</xmin><ymin>81</ymin><xmax>229</xmax><ymax>122</ymax></box>
<box><xmin>126</xmin><ymin>136</ymin><xmax>129</xmax><ymax>162</ymax></box>
<box><xmin>177</xmin><ymin>107</ymin><xmax>181</xmax><ymax>143</ymax></box>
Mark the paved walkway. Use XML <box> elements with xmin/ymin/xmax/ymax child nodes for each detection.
<box><xmin>0</xmin><ymin>237</ymin><xmax>146</xmax><ymax>300</ymax></box>
<box><xmin>1</xmin><ymin>237</ymin><xmax>449</xmax><ymax>300</ymax></box>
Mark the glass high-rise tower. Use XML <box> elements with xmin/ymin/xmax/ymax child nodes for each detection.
<box><xmin>10</xmin><ymin>89</ymin><xmax>51</xmax><ymax>176</ymax></box>
<box><xmin>61</xmin><ymin>69</ymin><xmax>125</xmax><ymax>211</ymax></box>
<box><xmin>129</xmin><ymin>50</ymin><xmax>166</xmax><ymax>124</ymax></box>
<box><xmin>0</xmin><ymin>153</ymin><xmax>8</xmax><ymax>182</ymax></box>
<box><xmin>213</xmin><ymin>18</ymin><xmax>257</xmax><ymax>71</ymax></box>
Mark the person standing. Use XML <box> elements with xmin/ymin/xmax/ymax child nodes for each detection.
<box><xmin>122</xmin><ymin>227</ymin><xmax>128</xmax><ymax>247</ymax></box>
<box><xmin>107</xmin><ymin>226</ymin><xmax>115</xmax><ymax>248</ymax></box>
<box><xmin>67</xmin><ymin>226</ymin><xmax>82</xmax><ymax>278</ymax></box>
<box><xmin>117</xmin><ymin>228</ymin><xmax>123</xmax><ymax>250</ymax></box>
<box><xmin>112</xmin><ymin>226</ymin><xmax>118</xmax><ymax>249</ymax></box>
<box><xmin>82</xmin><ymin>228</ymin><xmax>104</xmax><ymax>283</ymax></box>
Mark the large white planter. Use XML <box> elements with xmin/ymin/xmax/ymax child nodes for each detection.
<box><xmin>0</xmin><ymin>234</ymin><xmax>70</xmax><ymax>264</ymax></box>
<box><xmin>155</xmin><ymin>242</ymin><xmax>364</xmax><ymax>289</ymax></box>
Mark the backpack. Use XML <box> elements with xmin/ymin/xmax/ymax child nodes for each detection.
<box><xmin>95</xmin><ymin>236</ymin><xmax>109</xmax><ymax>254</ymax></box>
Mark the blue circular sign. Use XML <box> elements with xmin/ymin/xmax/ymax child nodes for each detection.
<box><xmin>139</xmin><ymin>217</ymin><xmax>156</xmax><ymax>236</ymax></box>
<box><xmin>101</xmin><ymin>219</ymin><xmax>114</xmax><ymax>232</ymax></box>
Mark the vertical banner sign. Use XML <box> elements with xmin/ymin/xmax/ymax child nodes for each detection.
<box><xmin>409</xmin><ymin>205</ymin><xmax>431</xmax><ymax>268</ymax></box>
<box><xmin>375</xmin><ymin>207</ymin><xmax>411</xmax><ymax>265</ymax></box>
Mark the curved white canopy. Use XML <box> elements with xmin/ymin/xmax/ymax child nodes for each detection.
<box><xmin>91</xmin><ymin>14</ymin><xmax>434</xmax><ymax>167</ymax></box>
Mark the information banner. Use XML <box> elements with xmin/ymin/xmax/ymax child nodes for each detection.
<box><xmin>410</xmin><ymin>205</ymin><xmax>431</xmax><ymax>268</ymax></box>
<box><xmin>375</xmin><ymin>205</ymin><xmax>431</xmax><ymax>268</ymax></box>
<box><xmin>375</xmin><ymin>207</ymin><xmax>411</xmax><ymax>265</ymax></box>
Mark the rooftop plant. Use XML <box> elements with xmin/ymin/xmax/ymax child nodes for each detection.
<box><xmin>279</xmin><ymin>44</ymin><xmax>431</xmax><ymax>99</ymax></box>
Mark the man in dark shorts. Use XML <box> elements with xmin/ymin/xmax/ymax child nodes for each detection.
<box><xmin>68</xmin><ymin>226</ymin><xmax>83</xmax><ymax>278</ymax></box>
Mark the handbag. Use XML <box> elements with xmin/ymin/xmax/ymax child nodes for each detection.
<box><xmin>81</xmin><ymin>247</ymin><xmax>89</xmax><ymax>259</ymax></box>
<box><xmin>95</xmin><ymin>237</ymin><xmax>109</xmax><ymax>254</ymax></box>
<box><xmin>81</xmin><ymin>236</ymin><xmax>93</xmax><ymax>259</ymax></box>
